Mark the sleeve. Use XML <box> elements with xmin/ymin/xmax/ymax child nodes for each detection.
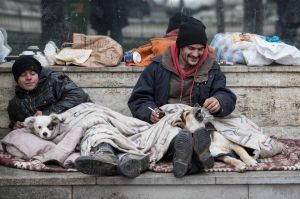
<box><xmin>209</xmin><ymin>67</ymin><xmax>237</xmax><ymax>117</ymax></box>
<box><xmin>128</xmin><ymin>64</ymin><xmax>158</xmax><ymax>123</ymax></box>
<box><xmin>42</xmin><ymin>72</ymin><xmax>91</xmax><ymax>115</ymax></box>
<box><xmin>7</xmin><ymin>97</ymin><xmax>26</xmax><ymax>129</ymax></box>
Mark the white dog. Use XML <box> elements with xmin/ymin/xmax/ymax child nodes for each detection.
<box><xmin>5</xmin><ymin>114</ymin><xmax>65</xmax><ymax>159</ymax></box>
<box><xmin>171</xmin><ymin>106</ymin><xmax>258</xmax><ymax>172</ymax></box>
<box><xmin>23</xmin><ymin>114</ymin><xmax>64</xmax><ymax>141</ymax></box>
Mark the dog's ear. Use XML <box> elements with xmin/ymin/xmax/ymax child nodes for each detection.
<box><xmin>200</xmin><ymin>107</ymin><xmax>214</xmax><ymax>124</ymax></box>
<box><xmin>193</xmin><ymin>103</ymin><xmax>201</xmax><ymax>108</ymax></box>
<box><xmin>50</xmin><ymin>114</ymin><xmax>64</xmax><ymax>124</ymax></box>
<box><xmin>23</xmin><ymin>116</ymin><xmax>36</xmax><ymax>129</ymax></box>
<box><xmin>171</xmin><ymin>118</ymin><xmax>185</xmax><ymax>128</ymax></box>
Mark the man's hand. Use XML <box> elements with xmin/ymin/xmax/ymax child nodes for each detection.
<box><xmin>13</xmin><ymin>121</ymin><xmax>24</xmax><ymax>130</ymax></box>
<box><xmin>203</xmin><ymin>97</ymin><xmax>221</xmax><ymax>113</ymax></box>
<box><xmin>34</xmin><ymin>111</ymin><xmax>43</xmax><ymax>116</ymax></box>
<box><xmin>150</xmin><ymin>108</ymin><xmax>165</xmax><ymax>124</ymax></box>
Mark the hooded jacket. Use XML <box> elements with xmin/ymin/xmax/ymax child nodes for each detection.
<box><xmin>128</xmin><ymin>47</ymin><xmax>236</xmax><ymax>123</ymax></box>
<box><xmin>7</xmin><ymin>68</ymin><xmax>91</xmax><ymax>128</ymax></box>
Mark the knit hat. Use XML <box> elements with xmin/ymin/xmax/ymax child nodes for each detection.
<box><xmin>176</xmin><ymin>17</ymin><xmax>207</xmax><ymax>48</ymax></box>
<box><xmin>166</xmin><ymin>12</ymin><xmax>188</xmax><ymax>34</ymax></box>
<box><xmin>12</xmin><ymin>55</ymin><xmax>42</xmax><ymax>82</ymax></box>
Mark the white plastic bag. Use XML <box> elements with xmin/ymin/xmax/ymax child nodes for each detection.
<box><xmin>242</xmin><ymin>39</ymin><xmax>273</xmax><ymax>66</ymax></box>
<box><xmin>252</xmin><ymin>36</ymin><xmax>300</xmax><ymax>65</ymax></box>
<box><xmin>44</xmin><ymin>41</ymin><xmax>58</xmax><ymax>65</ymax></box>
<box><xmin>0</xmin><ymin>28</ymin><xmax>11</xmax><ymax>62</ymax></box>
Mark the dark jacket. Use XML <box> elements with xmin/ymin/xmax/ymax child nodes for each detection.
<box><xmin>128</xmin><ymin>51</ymin><xmax>237</xmax><ymax>123</ymax></box>
<box><xmin>8</xmin><ymin>68</ymin><xmax>91</xmax><ymax>128</ymax></box>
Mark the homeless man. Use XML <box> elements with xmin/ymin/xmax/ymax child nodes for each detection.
<box><xmin>1</xmin><ymin>56</ymin><xmax>149</xmax><ymax>178</ymax></box>
<box><xmin>128</xmin><ymin>17</ymin><xmax>237</xmax><ymax>177</ymax></box>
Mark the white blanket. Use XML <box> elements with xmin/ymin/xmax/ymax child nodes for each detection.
<box><xmin>1</xmin><ymin>103</ymin><xmax>283</xmax><ymax>166</ymax></box>
<box><xmin>59</xmin><ymin>103</ymin><xmax>183</xmax><ymax>163</ymax></box>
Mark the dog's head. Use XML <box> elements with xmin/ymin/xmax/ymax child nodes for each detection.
<box><xmin>23</xmin><ymin>114</ymin><xmax>64</xmax><ymax>140</ymax></box>
<box><xmin>171</xmin><ymin>104</ymin><xmax>213</xmax><ymax>133</ymax></box>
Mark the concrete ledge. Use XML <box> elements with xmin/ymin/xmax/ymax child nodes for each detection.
<box><xmin>1</xmin><ymin>165</ymin><xmax>300</xmax><ymax>199</ymax></box>
<box><xmin>1</xmin><ymin>63</ymin><xmax>300</xmax><ymax>198</ymax></box>
<box><xmin>1</xmin><ymin>62</ymin><xmax>300</xmax><ymax>138</ymax></box>
<box><xmin>1</xmin><ymin>165</ymin><xmax>299</xmax><ymax>186</ymax></box>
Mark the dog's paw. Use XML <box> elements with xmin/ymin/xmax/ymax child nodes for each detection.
<box><xmin>244</xmin><ymin>157</ymin><xmax>258</xmax><ymax>167</ymax></box>
<box><xmin>234</xmin><ymin>160</ymin><xmax>247</xmax><ymax>172</ymax></box>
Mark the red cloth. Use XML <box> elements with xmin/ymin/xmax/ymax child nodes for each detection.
<box><xmin>170</xmin><ymin>43</ymin><xmax>208</xmax><ymax>80</ymax></box>
<box><xmin>170</xmin><ymin>43</ymin><xmax>208</xmax><ymax>104</ymax></box>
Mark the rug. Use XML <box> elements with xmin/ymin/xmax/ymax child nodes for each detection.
<box><xmin>0</xmin><ymin>139</ymin><xmax>299</xmax><ymax>173</ymax></box>
<box><xmin>150</xmin><ymin>139</ymin><xmax>300</xmax><ymax>173</ymax></box>
<box><xmin>0</xmin><ymin>152</ymin><xmax>75</xmax><ymax>172</ymax></box>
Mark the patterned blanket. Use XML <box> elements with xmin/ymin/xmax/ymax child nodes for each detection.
<box><xmin>0</xmin><ymin>139</ymin><xmax>299</xmax><ymax>173</ymax></box>
<box><xmin>151</xmin><ymin>139</ymin><xmax>300</xmax><ymax>173</ymax></box>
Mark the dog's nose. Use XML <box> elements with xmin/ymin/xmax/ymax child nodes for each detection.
<box><xmin>43</xmin><ymin>132</ymin><xmax>48</xmax><ymax>137</ymax></box>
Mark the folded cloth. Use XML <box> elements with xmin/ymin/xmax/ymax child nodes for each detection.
<box><xmin>1</xmin><ymin>127</ymin><xmax>84</xmax><ymax>166</ymax></box>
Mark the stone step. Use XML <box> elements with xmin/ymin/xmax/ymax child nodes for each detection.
<box><xmin>0</xmin><ymin>165</ymin><xmax>300</xmax><ymax>199</ymax></box>
<box><xmin>1</xmin><ymin>63</ymin><xmax>300</xmax><ymax>199</ymax></box>
<box><xmin>0</xmin><ymin>63</ymin><xmax>299</xmax><ymax>138</ymax></box>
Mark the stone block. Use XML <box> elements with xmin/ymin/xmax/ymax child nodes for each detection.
<box><xmin>215</xmin><ymin>171</ymin><xmax>300</xmax><ymax>185</ymax></box>
<box><xmin>73</xmin><ymin>184</ymin><xmax>248</xmax><ymax>199</ymax></box>
<box><xmin>96</xmin><ymin>172</ymin><xmax>216</xmax><ymax>185</ymax></box>
<box><xmin>249</xmin><ymin>184</ymin><xmax>300</xmax><ymax>199</ymax></box>
<box><xmin>0</xmin><ymin>165</ymin><xmax>96</xmax><ymax>186</ymax></box>
<box><xmin>0</xmin><ymin>186</ymin><xmax>72</xmax><ymax>199</ymax></box>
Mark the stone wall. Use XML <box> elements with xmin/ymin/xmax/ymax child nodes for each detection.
<box><xmin>0</xmin><ymin>63</ymin><xmax>299</xmax><ymax>138</ymax></box>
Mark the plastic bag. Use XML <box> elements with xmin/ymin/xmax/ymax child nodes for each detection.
<box><xmin>210</xmin><ymin>32</ymin><xmax>248</xmax><ymax>65</ymax></box>
<box><xmin>0</xmin><ymin>28</ymin><xmax>11</xmax><ymax>62</ymax></box>
<box><xmin>251</xmin><ymin>36</ymin><xmax>300</xmax><ymax>65</ymax></box>
<box><xmin>44</xmin><ymin>41</ymin><xmax>59</xmax><ymax>65</ymax></box>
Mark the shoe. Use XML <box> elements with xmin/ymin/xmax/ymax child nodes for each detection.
<box><xmin>75</xmin><ymin>143</ymin><xmax>118</xmax><ymax>176</ymax></box>
<box><xmin>118</xmin><ymin>153</ymin><xmax>150</xmax><ymax>178</ymax></box>
<box><xmin>193</xmin><ymin>128</ymin><xmax>214</xmax><ymax>169</ymax></box>
<box><xmin>173</xmin><ymin>129</ymin><xmax>193</xmax><ymax>178</ymax></box>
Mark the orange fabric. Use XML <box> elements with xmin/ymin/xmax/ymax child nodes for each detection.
<box><xmin>127</xmin><ymin>36</ymin><xmax>176</xmax><ymax>67</ymax></box>
<box><xmin>208</xmin><ymin>45</ymin><xmax>216</xmax><ymax>59</ymax></box>
<box><xmin>127</xmin><ymin>35</ymin><xmax>216</xmax><ymax>67</ymax></box>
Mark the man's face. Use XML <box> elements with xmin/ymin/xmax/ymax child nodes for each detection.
<box><xmin>17</xmin><ymin>70</ymin><xmax>39</xmax><ymax>91</ymax></box>
<box><xmin>179</xmin><ymin>44</ymin><xmax>205</xmax><ymax>67</ymax></box>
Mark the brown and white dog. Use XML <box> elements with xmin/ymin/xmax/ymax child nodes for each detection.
<box><xmin>5</xmin><ymin>114</ymin><xmax>65</xmax><ymax>159</ymax></box>
<box><xmin>23</xmin><ymin>114</ymin><xmax>64</xmax><ymax>141</ymax></box>
<box><xmin>171</xmin><ymin>106</ymin><xmax>258</xmax><ymax>172</ymax></box>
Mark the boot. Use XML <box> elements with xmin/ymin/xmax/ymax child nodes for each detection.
<box><xmin>193</xmin><ymin>128</ymin><xmax>214</xmax><ymax>169</ymax></box>
<box><xmin>117</xmin><ymin>153</ymin><xmax>150</xmax><ymax>178</ymax></box>
<box><xmin>75</xmin><ymin>143</ymin><xmax>118</xmax><ymax>176</ymax></box>
<box><xmin>173</xmin><ymin>129</ymin><xmax>193</xmax><ymax>178</ymax></box>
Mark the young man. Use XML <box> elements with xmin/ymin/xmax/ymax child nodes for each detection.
<box><xmin>4</xmin><ymin>56</ymin><xmax>149</xmax><ymax>178</ymax></box>
<box><xmin>7</xmin><ymin>55</ymin><xmax>91</xmax><ymax>129</ymax></box>
<box><xmin>128</xmin><ymin>17</ymin><xmax>237</xmax><ymax>177</ymax></box>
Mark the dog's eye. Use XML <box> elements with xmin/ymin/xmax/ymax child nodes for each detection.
<box><xmin>47</xmin><ymin>124</ymin><xmax>54</xmax><ymax>130</ymax></box>
<box><xmin>183</xmin><ymin>111</ymin><xmax>190</xmax><ymax>118</ymax></box>
<box><xmin>38</xmin><ymin>126</ymin><xmax>42</xmax><ymax>129</ymax></box>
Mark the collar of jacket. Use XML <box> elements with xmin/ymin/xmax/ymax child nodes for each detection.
<box><xmin>154</xmin><ymin>47</ymin><xmax>216</xmax><ymax>83</ymax></box>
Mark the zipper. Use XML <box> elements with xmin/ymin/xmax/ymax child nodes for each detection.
<box><xmin>27</xmin><ymin>91</ymin><xmax>35</xmax><ymax>113</ymax></box>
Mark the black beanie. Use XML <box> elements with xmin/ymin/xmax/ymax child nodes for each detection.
<box><xmin>176</xmin><ymin>17</ymin><xmax>207</xmax><ymax>48</ymax></box>
<box><xmin>12</xmin><ymin>56</ymin><xmax>42</xmax><ymax>82</ymax></box>
<box><xmin>166</xmin><ymin>12</ymin><xmax>188</xmax><ymax>34</ymax></box>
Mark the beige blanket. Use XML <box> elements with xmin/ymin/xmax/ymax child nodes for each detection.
<box><xmin>1</xmin><ymin>103</ymin><xmax>283</xmax><ymax>166</ymax></box>
<box><xmin>59</xmin><ymin>103</ymin><xmax>182</xmax><ymax>163</ymax></box>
